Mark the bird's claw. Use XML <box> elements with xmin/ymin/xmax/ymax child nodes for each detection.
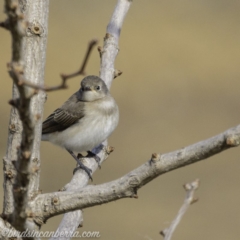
<box><xmin>87</xmin><ymin>151</ymin><xmax>101</xmax><ymax>169</ymax></box>
<box><xmin>73</xmin><ymin>162</ymin><xmax>93</xmax><ymax>181</ymax></box>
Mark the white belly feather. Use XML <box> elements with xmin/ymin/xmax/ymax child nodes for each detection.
<box><xmin>42</xmin><ymin>100</ymin><xmax>119</xmax><ymax>152</ymax></box>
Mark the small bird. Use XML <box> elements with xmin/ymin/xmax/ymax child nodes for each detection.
<box><xmin>41</xmin><ymin>75</ymin><xmax>119</xmax><ymax>179</ymax></box>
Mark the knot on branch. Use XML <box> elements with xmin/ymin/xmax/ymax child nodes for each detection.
<box><xmin>44</xmin><ymin>194</ymin><xmax>61</xmax><ymax>213</ymax></box>
<box><xmin>183</xmin><ymin>179</ymin><xmax>199</xmax><ymax>191</ymax></box>
<box><xmin>105</xmin><ymin>146</ymin><xmax>114</xmax><ymax>155</ymax></box>
<box><xmin>31</xmin><ymin>158</ymin><xmax>40</xmax><ymax>174</ymax></box>
<box><xmin>51</xmin><ymin>196</ymin><xmax>60</xmax><ymax>206</ymax></box>
<box><xmin>3</xmin><ymin>157</ymin><xmax>16</xmax><ymax>181</ymax></box>
<box><xmin>103</xmin><ymin>33</ymin><xmax>119</xmax><ymax>50</ymax></box>
<box><xmin>149</xmin><ymin>153</ymin><xmax>161</xmax><ymax>165</ymax></box>
<box><xmin>9</xmin><ymin>123</ymin><xmax>18</xmax><ymax>133</ymax></box>
<box><xmin>128</xmin><ymin>175</ymin><xmax>140</xmax><ymax>187</ymax></box>
<box><xmin>113</xmin><ymin>69</ymin><xmax>122</xmax><ymax>79</ymax></box>
<box><xmin>104</xmin><ymin>33</ymin><xmax>113</xmax><ymax>41</ymax></box>
<box><xmin>22</xmin><ymin>150</ymin><xmax>31</xmax><ymax>160</ymax></box>
<box><xmin>33</xmin><ymin>216</ymin><xmax>45</xmax><ymax>226</ymax></box>
<box><xmin>9</xmin><ymin>98</ymin><xmax>20</xmax><ymax>108</ymax></box>
<box><xmin>128</xmin><ymin>175</ymin><xmax>140</xmax><ymax>198</ymax></box>
<box><xmin>5</xmin><ymin>0</ymin><xmax>27</xmax><ymax>36</ymax></box>
<box><xmin>27</xmin><ymin>21</ymin><xmax>44</xmax><ymax>36</ymax></box>
<box><xmin>4</xmin><ymin>169</ymin><xmax>15</xmax><ymax>179</ymax></box>
<box><xmin>0</xmin><ymin>19</ymin><xmax>10</xmax><ymax>30</ymax></box>
<box><xmin>7</xmin><ymin>61</ymin><xmax>24</xmax><ymax>75</ymax></box>
<box><xmin>226</xmin><ymin>135</ymin><xmax>240</xmax><ymax>147</ymax></box>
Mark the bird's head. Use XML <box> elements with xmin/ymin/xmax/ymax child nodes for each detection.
<box><xmin>79</xmin><ymin>76</ymin><xmax>109</xmax><ymax>102</ymax></box>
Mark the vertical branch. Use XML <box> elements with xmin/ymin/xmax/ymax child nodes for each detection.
<box><xmin>99</xmin><ymin>0</ymin><xmax>131</xmax><ymax>88</ymax></box>
<box><xmin>3</xmin><ymin>0</ymin><xmax>26</xmax><ymax>220</ymax></box>
<box><xmin>52</xmin><ymin>0</ymin><xmax>132</xmax><ymax>239</ymax></box>
<box><xmin>3</xmin><ymin>0</ymin><xmax>49</xmax><ymax>233</ymax></box>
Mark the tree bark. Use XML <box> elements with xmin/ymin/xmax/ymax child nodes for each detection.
<box><xmin>50</xmin><ymin>1</ymin><xmax>132</xmax><ymax>239</ymax></box>
<box><xmin>3</xmin><ymin>0</ymin><xmax>49</xmax><ymax>234</ymax></box>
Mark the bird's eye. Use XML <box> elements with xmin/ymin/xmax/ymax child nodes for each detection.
<box><xmin>95</xmin><ymin>86</ymin><xmax>100</xmax><ymax>90</ymax></box>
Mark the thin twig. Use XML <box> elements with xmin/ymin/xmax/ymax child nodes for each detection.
<box><xmin>114</xmin><ymin>69</ymin><xmax>123</xmax><ymax>78</ymax></box>
<box><xmin>16</xmin><ymin>39</ymin><xmax>98</xmax><ymax>92</ymax></box>
<box><xmin>61</xmin><ymin>39</ymin><xmax>98</xmax><ymax>80</ymax></box>
<box><xmin>0</xmin><ymin>19</ymin><xmax>10</xmax><ymax>30</ymax></box>
<box><xmin>160</xmin><ymin>179</ymin><xmax>200</xmax><ymax>240</ymax></box>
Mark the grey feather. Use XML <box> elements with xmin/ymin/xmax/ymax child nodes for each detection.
<box><xmin>42</xmin><ymin>92</ymin><xmax>85</xmax><ymax>134</ymax></box>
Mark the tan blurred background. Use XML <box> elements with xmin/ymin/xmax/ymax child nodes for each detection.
<box><xmin>1</xmin><ymin>0</ymin><xmax>240</xmax><ymax>239</ymax></box>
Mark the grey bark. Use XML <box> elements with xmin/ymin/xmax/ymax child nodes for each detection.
<box><xmin>2</xmin><ymin>0</ymin><xmax>49</xmax><ymax>235</ymax></box>
<box><xmin>50</xmin><ymin>1</ymin><xmax>132</xmax><ymax>239</ymax></box>
<box><xmin>27</xmin><ymin>124</ymin><xmax>240</xmax><ymax>224</ymax></box>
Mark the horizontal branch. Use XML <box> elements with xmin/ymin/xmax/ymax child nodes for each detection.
<box><xmin>29</xmin><ymin>124</ymin><xmax>240</xmax><ymax>223</ymax></box>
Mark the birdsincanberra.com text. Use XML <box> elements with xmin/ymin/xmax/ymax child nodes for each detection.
<box><xmin>2</xmin><ymin>229</ymin><xmax>101</xmax><ymax>238</ymax></box>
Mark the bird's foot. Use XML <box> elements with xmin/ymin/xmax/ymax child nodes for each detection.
<box><xmin>87</xmin><ymin>151</ymin><xmax>101</xmax><ymax>169</ymax></box>
<box><xmin>66</xmin><ymin>149</ymin><xmax>92</xmax><ymax>180</ymax></box>
<box><xmin>73</xmin><ymin>159</ymin><xmax>93</xmax><ymax>181</ymax></box>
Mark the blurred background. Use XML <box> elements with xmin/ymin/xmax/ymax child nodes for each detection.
<box><xmin>1</xmin><ymin>0</ymin><xmax>240</xmax><ymax>239</ymax></box>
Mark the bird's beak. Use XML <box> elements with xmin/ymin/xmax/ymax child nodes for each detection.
<box><xmin>83</xmin><ymin>86</ymin><xmax>92</xmax><ymax>91</ymax></box>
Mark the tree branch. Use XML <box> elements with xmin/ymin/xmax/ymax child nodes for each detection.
<box><xmin>14</xmin><ymin>39</ymin><xmax>98</xmax><ymax>92</ymax></box>
<box><xmin>49</xmin><ymin>145</ymin><xmax>113</xmax><ymax>240</ymax></box>
<box><xmin>99</xmin><ymin>0</ymin><xmax>131</xmax><ymax>88</ymax></box>
<box><xmin>4</xmin><ymin>0</ymin><xmax>33</xmax><ymax>230</ymax></box>
<box><xmin>51</xmin><ymin>0</ymin><xmax>132</xmax><ymax>238</ymax></box>
<box><xmin>30</xmin><ymin>124</ymin><xmax>240</xmax><ymax>223</ymax></box>
<box><xmin>3</xmin><ymin>0</ymin><xmax>49</xmax><ymax>234</ymax></box>
<box><xmin>160</xmin><ymin>179</ymin><xmax>199</xmax><ymax>240</ymax></box>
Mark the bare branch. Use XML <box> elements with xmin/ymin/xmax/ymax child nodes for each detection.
<box><xmin>30</xmin><ymin>124</ymin><xmax>239</xmax><ymax>223</ymax></box>
<box><xmin>3</xmin><ymin>0</ymin><xmax>49</xmax><ymax>234</ymax></box>
<box><xmin>60</xmin><ymin>39</ymin><xmax>98</xmax><ymax>81</ymax></box>
<box><xmin>7</xmin><ymin>51</ymin><xmax>40</xmax><ymax>236</ymax></box>
<box><xmin>160</xmin><ymin>179</ymin><xmax>199</xmax><ymax>240</ymax></box>
<box><xmin>49</xmin><ymin>145</ymin><xmax>113</xmax><ymax>240</ymax></box>
<box><xmin>99</xmin><ymin>0</ymin><xmax>131</xmax><ymax>88</ymax></box>
<box><xmin>15</xmin><ymin>39</ymin><xmax>98</xmax><ymax>92</ymax></box>
<box><xmin>4</xmin><ymin>0</ymin><xmax>34</xmax><ymax>230</ymax></box>
<box><xmin>52</xmin><ymin>1</ymin><xmax>132</xmax><ymax>238</ymax></box>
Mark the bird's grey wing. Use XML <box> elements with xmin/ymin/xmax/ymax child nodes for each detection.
<box><xmin>42</xmin><ymin>93</ymin><xmax>85</xmax><ymax>134</ymax></box>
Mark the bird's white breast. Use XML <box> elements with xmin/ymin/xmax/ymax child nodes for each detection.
<box><xmin>44</xmin><ymin>97</ymin><xmax>119</xmax><ymax>153</ymax></box>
